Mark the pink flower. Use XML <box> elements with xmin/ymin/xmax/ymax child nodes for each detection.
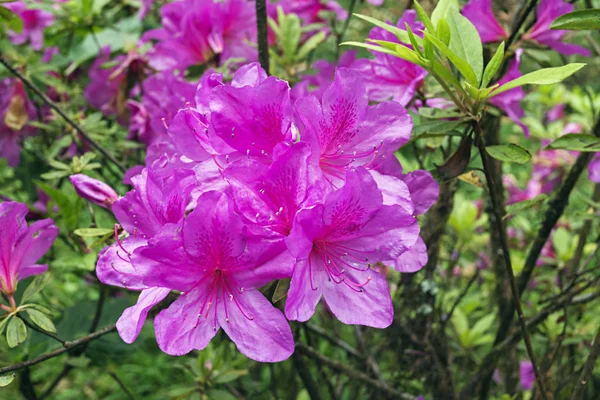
<box><xmin>69</xmin><ymin>174</ymin><xmax>119</xmax><ymax>209</ymax></box>
<box><xmin>462</xmin><ymin>0</ymin><xmax>507</xmax><ymax>43</ymax></box>
<box><xmin>130</xmin><ymin>191</ymin><xmax>294</xmax><ymax>361</ymax></box>
<box><xmin>0</xmin><ymin>78</ymin><xmax>37</xmax><ymax>167</ymax></box>
<box><xmin>4</xmin><ymin>1</ymin><xmax>54</xmax><ymax>50</ymax></box>
<box><xmin>351</xmin><ymin>10</ymin><xmax>427</xmax><ymax>106</ymax></box>
<box><xmin>284</xmin><ymin>168</ymin><xmax>419</xmax><ymax>327</ymax></box>
<box><xmin>0</xmin><ymin>202</ymin><xmax>58</xmax><ymax>295</ymax></box>
<box><xmin>144</xmin><ymin>0</ymin><xmax>256</xmax><ymax>71</ymax></box>
<box><xmin>295</xmin><ymin>68</ymin><xmax>412</xmax><ymax>188</ymax></box>
<box><xmin>489</xmin><ymin>49</ymin><xmax>529</xmax><ymax>136</ymax></box>
<box><xmin>279</xmin><ymin>0</ymin><xmax>347</xmax><ymax>25</ymax></box>
<box><xmin>525</xmin><ymin>0</ymin><xmax>590</xmax><ymax>56</ymax></box>
<box><xmin>519</xmin><ymin>361</ymin><xmax>535</xmax><ymax>390</ymax></box>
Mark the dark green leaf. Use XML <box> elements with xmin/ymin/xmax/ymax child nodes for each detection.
<box><xmin>418</xmin><ymin>107</ymin><xmax>462</xmax><ymax>119</ymax></box>
<box><xmin>486</xmin><ymin>144</ymin><xmax>531</xmax><ymax>164</ymax></box>
<box><xmin>413</xmin><ymin>120</ymin><xmax>463</xmax><ymax>135</ymax></box>
<box><xmin>488</xmin><ymin>63</ymin><xmax>586</xmax><ymax>97</ymax></box>
<box><xmin>545</xmin><ymin>133</ymin><xmax>600</xmax><ymax>152</ymax></box>
<box><xmin>504</xmin><ymin>194</ymin><xmax>548</xmax><ymax>219</ymax></box>
<box><xmin>6</xmin><ymin>317</ymin><xmax>27</xmax><ymax>348</ymax></box>
<box><xmin>551</xmin><ymin>9</ymin><xmax>600</xmax><ymax>31</ymax></box>
<box><xmin>207</xmin><ymin>390</ymin><xmax>237</xmax><ymax>400</ymax></box>
<box><xmin>214</xmin><ymin>369</ymin><xmax>248</xmax><ymax>384</ymax></box>
<box><xmin>272</xmin><ymin>279</ymin><xmax>291</xmax><ymax>303</ymax></box>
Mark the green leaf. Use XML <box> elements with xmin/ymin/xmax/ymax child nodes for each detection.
<box><xmin>281</xmin><ymin>14</ymin><xmax>301</xmax><ymax>60</ymax></box>
<box><xmin>297</xmin><ymin>31</ymin><xmax>326</xmax><ymax>59</ymax></box>
<box><xmin>352</xmin><ymin>14</ymin><xmax>420</xmax><ymax>47</ymax></box>
<box><xmin>488</xmin><ymin>63</ymin><xmax>586</xmax><ymax>97</ymax></box>
<box><xmin>36</xmin><ymin>180</ymin><xmax>80</xmax><ymax>229</ymax></box>
<box><xmin>405</xmin><ymin>23</ymin><xmax>423</xmax><ymax>57</ymax></box>
<box><xmin>414</xmin><ymin>1</ymin><xmax>435</xmax><ymax>33</ymax></box>
<box><xmin>452</xmin><ymin>308</ymin><xmax>469</xmax><ymax>335</ymax></box>
<box><xmin>436</xmin><ymin>18</ymin><xmax>451</xmax><ymax>46</ymax></box>
<box><xmin>22</xmin><ymin>274</ymin><xmax>51</xmax><ymax>304</ymax></box>
<box><xmin>207</xmin><ymin>389</ymin><xmax>237</xmax><ymax>400</ymax></box>
<box><xmin>418</xmin><ymin>107</ymin><xmax>462</xmax><ymax>119</ymax></box>
<box><xmin>25</xmin><ymin>309</ymin><xmax>56</xmax><ymax>333</ymax></box>
<box><xmin>0</xmin><ymin>374</ymin><xmax>15</xmax><ymax>387</ymax></box>
<box><xmin>431</xmin><ymin>60</ymin><xmax>463</xmax><ymax>91</ymax></box>
<box><xmin>41</xmin><ymin>170</ymin><xmax>72</xmax><ymax>180</ymax></box>
<box><xmin>0</xmin><ymin>315</ymin><xmax>13</xmax><ymax>336</ymax></box>
<box><xmin>6</xmin><ymin>317</ymin><xmax>27</xmax><ymax>348</ymax></box>
<box><xmin>431</xmin><ymin>0</ymin><xmax>458</xmax><ymax>26</ymax></box>
<box><xmin>214</xmin><ymin>369</ymin><xmax>248</xmax><ymax>384</ymax></box>
<box><xmin>470</xmin><ymin>314</ymin><xmax>495</xmax><ymax>338</ymax></box>
<box><xmin>446</xmin><ymin>10</ymin><xmax>483</xmax><ymax>85</ymax></box>
<box><xmin>545</xmin><ymin>133</ymin><xmax>600</xmax><ymax>152</ymax></box>
<box><xmin>481</xmin><ymin>42</ymin><xmax>505</xmax><ymax>88</ymax></box>
<box><xmin>1</xmin><ymin>6</ymin><xmax>23</xmax><ymax>33</ymax></box>
<box><xmin>504</xmin><ymin>194</ymin><xmax>548</xmax><ymax>219</ymax></box>
<box><xmin>342</xmin><ymin>41</ymin><xmax>402</xmax><ymax>57</ymax></box>
<box><xmin>272</xmin><ymin>278</ymin><xmax>291</xmax><ymax>303</ymax></box>
<box><xmin>486</xmin><ymin>144</ymin><xmax>531</xmax><ymax>164</ymax></box>
<box><xmin>73</xmin><ymin>228</ymin><xmax>114</xmax><ymax>237</ymax></box>
<box><xmin>551</xmin><ymin>9</ymin><xmax>600</xmax><ymax>31</ymax></box>
<box><xmin>412</xmin><ymin>120</ymin><xmax>463</xmax><ymax>135</ymax></box>
<box><xmin>424</xmin><ymin>32</ymin><xmax>478</xmax><ymax>86</ymax></box>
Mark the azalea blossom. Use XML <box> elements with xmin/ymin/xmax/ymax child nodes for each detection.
<box><xmin>461</xmin><ymin>0</ymin><xmax>507</xmax><ymax>43</ymax></box>
<box><xmin>70</xmin><ymin>174</ymin><xmax>119</xmax><ymax>209</ymax></box>
<box><xmin>0</xmin><ymin>78</ymin><xmax>37</xmax><ymax>167</ymax></box>
<box><xmin>131</xmin><ymin>191</ymin><xmax>295</xmax><ymax>361</ymax></box>
<box><xmin>0</xmin><ymin>202</ymin><xmax>58</xmax><ymax>298</ymax></box>
<box><xmin>4</xmin><ymin>1</ymin><xmax>54</xmax><ymax>51</ymax></box>
<box><xmin>144</xmin><ymin>0</ymin><xmax>256</xmax><ymax>71</ymax></box>
<box><xmin>285</xmin><ymin>168</ymin><xmax>419</xmax><ymax>327</ymax></box>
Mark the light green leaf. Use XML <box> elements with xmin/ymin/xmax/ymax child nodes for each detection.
<box><xmin>73</xmin><ymin>228</ymin><xmax>114</xmax><ymax>237</ymax></box>
<box><xmin>6</xmin><ymin>317</ymin><xmax>27</xmax><ymax>348</ymax></box>
<box><xmin>470</xmin><ymin>314</ymin><xmax>495</xmax><ymax>338</ymax></box>
<box><xmin>486</xmin><ymin>144</ymin><xmax>532</xmax><ymax>164</ymax></box>
<box><xmin>447</xmin><ymin>10</ymin><xmax>483</xmax><ymax>84</ymax></box>
<box><xmin>414</xmin><ymin>1</ymin><xmax>435</xmax><ymax>33</ymax></box>
<box><xmin>0</xmin><ymin>374</ymin><xmax>15</xmax><ymax>387</ymax></box>
<box><xmin>431</xmin><ymin>60</ymin><xmax>463</xmax><ymax>91</ymax></box>
<box><xmin>352</xmin><ymin>14</ymin><xmax>421</xmax><ymax>47</ymax></box>
<box><xmin>504</xmin><ymin>194</ymin><xmax>548</xmax><ymax>219</ymax></box>
<box><xmin>405</xmin><ymin>23</ymin><xmax>424</xmax><ymax>57</ymax></box>
<box><xmin>25</xmin><ymin>309</ymin><xmax>56</xmax><ymax>333</ymax></box>
<box><xmin>488</xmin><ymin>63</ymin><xmax>586</xmax><ymax>97</ymax></box>
<box><xmin>481</xmin><ymin>42</ymin><xmax>505</xmax><ymax>88</ymax></box>
<box><xmin>0</xmin><ymin>315</ymin><xmax>13</xmax><ymax>336</ymax></box>
<box><xmin>452</xmin><ymin>308</ymin><xmax>469</xmax><ymax>335</ymax></box>
<box><xmin>281</xmin><ymin>14</ymin><xmax>301</xmax><ymax>61</ymax></box>
<box><xmin>41</xmin><ymin>170</ymin><xmax>72</xmax><ymax>180</ymax></box>
<box><xmin>214</xmin><ymin>369</ymin><xmax>248</xmax><ymax>384</ymax></box>
<box><xmin>431</xmin><ymin>0</ymin><xmax>458</xmax><ymax>26</ymax></box>
<box><xmin>545</xmin><ymin>133</ymin><xmax>600</xmax><ymax>152</ymax></box>
<box><xmin>22</xmin><ymin>274</ymin><xmax>51</xmax><ymax>304</ymax></box>
<box><xmin>551</xmin><ymin>9</ymin><xmax>600</xmax><ymax>31</ymax></box>
<box><xmin>436</xmin><ymin>18</ymin><xmax>451</xmax><ymax>46</ymax></box>
<box><xmin>297</xmin><ymin>31</ymin><xmax>326</xmax><ymax>59</ymax></box>
<box><xmin>424</xmin><ymin>32</ymin><xmax>478</xmax><ymax>86</ymax></box>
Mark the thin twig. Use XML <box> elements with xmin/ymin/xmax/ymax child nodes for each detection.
<box><xmin>443</xmin><ymin>269</ymin><xmax>479</xmax><ymax>327</ymax></box>
<box><xmin>292</xmin><ymin>352</ymin><xmax>323</xmax><ymax>400</ymax></box>
<box><xmin>0</xmin><ymin>324</ymin><xmax>117</xmax><ymax>375</ymax></box>
<box><xmin>335</xmin><ymin>0</ymin><xmax>357</xmax><ymax>59</ymax></box>
<box><xmin>20</xmin><ymin>316</ymin><xmax>66</xmax><ymax>346</ymax></box>
<box><xmin>0</xmin><ymin>56</ymin><xmax>126</xmax><ymax>173</ymax></box>
<box><xmin>571</xmin><ymin>324</ymin><xmax>600</xmax><ymax>400</ymax></box>
<box><xmin>296</xmin><ymin>344</ymin><xmax>416</xmax><ymax>400</ymax></box>
<box><xmin>255</xmin><ymin>0</ymin><xmax>270</xmax><ymax>74</ymax></box>
<box><xmin>109</xmin><ymin>371</ymin><xmax>136</xmax><ymax>400</ymax></box>
<box><xmin>475</xmin><ymin>129</ymin><xmax>549</xmax><ymax>399</ymax></box>
<box><xmin>306</xmin><ymin>323</ymin><xmax>363</xmax><ymax>360</ymax></box>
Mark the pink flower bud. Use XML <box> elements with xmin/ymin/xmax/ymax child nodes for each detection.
<box><xmin>69</xmin><ymin>174</ymin><xmax>118</xmax><ymax>209</ymax></box>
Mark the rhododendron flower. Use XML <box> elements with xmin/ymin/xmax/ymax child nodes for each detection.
<box><xmin>0</xmin><ymin>202</ymin><xmax>58</xmax><ymax>296</ymax></box>
<box><xmin>295</xmin><ymin>68</ymin><xmax>412</xmax><ymax>188</ymax></box>
<box><xmin>131</xmin><ymin>191</ymin><xmax>294</xmax><ymax>361</ymax></box>
<box><xmin>461</xmin><ymin>0</ymin><xmax>507</xmax><ymax>43</ymax></box>
<box><xmin>351</xmin><ymin>10</ymin><xmax>427</xmax><ymax>106</ymax></box>
<box><xmin>4</xmin><ymin>1</ymin><xmax>54</xmax><ymax>51</ymax></box>
<box><xmin>589</xmin><ymin>155</ymin><xmax>600</xmax><ymax>183</ymax></box>
<box><xmin>70</xmin><ymin>174</ymin><xmax>119</xmax><ymax>209</ymax></box>
<box><xmin>519</xmin><ymin>361</ymin><xmax>535</xmax><ymax>390</ymax></box>
<box><xmin>285</xmin><ymin>168</ymin><xmax>419</xmax><ymax>327</ymax></box>
<box><xmin>97</xmin><ymin>166</ymin><xmax>196</xmax><ymax>343</ymax></box>
<box><xmin>489</xmin><ymin>49</ymin><xmax>529</xmax><ymax>136</ymax></box>
<box><xmin>0</xmin><ymin>78</ymin><xmax>37</xmax><ymax>167</ymax></box>
<box><xmin>144</xmin><ymin>0</ymin><xmax>256</xmax><ymax>71</ymax></box>
<box><xmin>525</xmin><ymin>0</ymin><xmax>590</xmax><ymax>56</ymax></box>
<box><xmin>291</xmin><ymin>51</ymin><xmax>356</xmax><ymax>102</ymax></box>
<box><xmin>279</xmin><ymin>0</ymin><xmax>347</xmax><ymax>25</ymax></box>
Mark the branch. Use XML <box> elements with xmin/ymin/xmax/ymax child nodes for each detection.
<box><xmin>571</xmin><ymin>324</ymin><xmax>600</xmax><ymax>400</ymax></box>
<box><xmin>255</xmin><ymin>0</ymin><xmax>270</xmax><ymax>74</ymax></box>
<box><xmin>475</xmin><ymin>129</ymin><xmax>549</xmax><ymax>399</ymax></box>
<box><xmin>335</xmin><ymin>0</ymin><xmax>357</xmax><ymax>58</ymax></box>
<box><xmin>0</xmin><ymin>324</ymin><xmax>116</xmax><ymax>375</ymax></box>
<box><xmin>0</xmin><ymin>56</ymin><xmax>126</xmax><ymax>174</ymax></box>
<box><xmin>506</xmin><ymin>0</ymin><xmax>539</xmax><ymax>49</ymax></box>
<box><xmin>296</xmin><ymin>343</ymin><xmax>417</xmax><ymax>400</ymax></box>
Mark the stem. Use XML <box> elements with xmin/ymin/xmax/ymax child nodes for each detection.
<box><xmin>0</xmin><ymin>324</ymin><xmax>117</xmax><ymax>375</ymax></box>
<box><xmin>571</xmin><ymin>324</ymin><xmax>600</xmax><ymax>399</ymax></box>
<box><xmin>335</xmin><ymin>0</ymin><xmax>357</xmax><ymax>58</ymax></box>
<box><xmin>506</xmin><ymin>0</ymin><xmax>539</xmax><ymax>49</ymax></box>
<box><xmin>109</xmin><ymin>371</ymin><xmax>136</xmax><ymax>400</ymax></box>
<box><xmin>255</xmin><ymin>0</ymin><xmax>270</xmax><ymax>74</ymax></box>
<box><xmin>292</xmin><ymin>352</ymin><xmax>323</xmax><ymax>400</ymax></box>
<box><xmin>0</xmin><ymin>56</ymin><xmax>126</xmax><ymax>174</ymax></box>
<box><xmin>296</xmin><ymin>344</ymin><xmax>416</xmax><ymax>400</ymax></box>
<box><xmin>20</xmin><ymin>317</ymin><xmax>66</xmax><ymax>346</ymax></box>
<box><xmin>475</xmin><ymin>130</ymin><xmax>549</xmax><ymax>399</ymax></box>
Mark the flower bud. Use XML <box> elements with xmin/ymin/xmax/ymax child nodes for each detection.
<box><xmin>70</xmin><ymin>174</ymin><xmax>118</xmax><ymax>209</ymax></box>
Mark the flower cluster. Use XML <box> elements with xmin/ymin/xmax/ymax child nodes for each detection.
<box><xmin>95</xmin><ymin>63</ymin><xmax>439</xmax><ymax>361</ymax></box>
